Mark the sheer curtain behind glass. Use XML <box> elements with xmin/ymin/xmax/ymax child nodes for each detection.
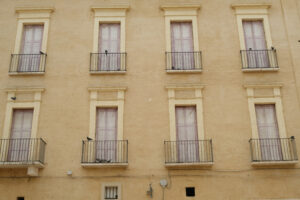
<box><xmin>171</xmin><ymin>22</ymin><xmax>194</xmax><ymax>69</ymax></box>
<box><xmin>19</xmin><ymin>25</ymin><xmax>44</xmax><ymax>72</ymax></box>
<box><xmin>98</xmin><ymin>24</ymin><xmax>121</xmax><ymax>71</ymax></box>
<box><xmin>176</xmin><ymin>106</ymin><xmax>199</xmax><ymax>162</ymax></box>
<box><xmin>255</xmin><ymin>104</ymin><xmax>282</xmax><ymax>160</ymax></box>
<box><xmin>95</xmin><ymin>108</ymin><xmax>118</xmax><ymax>162</ymax></box>
<box><xmin>243</xmin><ymin>21</ymin><xmax>269</xmax><ymax>68</ymax></box>
<box><xmin>8</xmin><ymin>109</ymin><xmax>33</xmax><ymax>161</ymax></box>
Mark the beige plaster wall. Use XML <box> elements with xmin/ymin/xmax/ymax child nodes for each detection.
<box><xmin>0</xmin><ymin>0</ymin><xmax>300</xmax><ymax>199</ymax></box>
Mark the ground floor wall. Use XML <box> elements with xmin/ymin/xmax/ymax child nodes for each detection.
<box><xmin>1</xmin><ymin>168</ymin><xmax>300</xmax><ymax>200</ymax></box>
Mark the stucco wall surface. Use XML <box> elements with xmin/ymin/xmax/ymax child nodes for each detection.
<box><xmin>0</xmin><ymin>0</ymin><xmax>300</xmax><ymax>199</ymax></box>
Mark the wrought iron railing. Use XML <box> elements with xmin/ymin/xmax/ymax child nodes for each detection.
<box><xmin>90</xmin><ymin>52</ymin><xmax>126</xmax><ymax>72</ymax></box>
<box><xmin>240</xmin><ymin>49</ymin><xmax>278</xmax><ymax>69</ymax></box>
<box><xmin>0</xmin><ymin>138</ymin><xmax>46</xmax><ymax>164</ymax></box>
<box><xmin>249</xmin><ymin>137</ymin><xmax>298</xmax><ymax>162</ymax></box>
<box><xmin>81</xmin><ymin>140</ymin><xmax>128</xmax><ymax>164</ymax></box>
<box><xmin>166</xmin><ymin>51</ymin><xmax>202</xmax><ymax>71</ymax></box>
<box><xmin>164</xmin><ymin>140</ymin><xmax>213</xmax><ymax>164</ymax></box>
<box><xmin>9</xmin><ymin>54</ymin><xmax>47</xmax><ymax>73</ymax></box>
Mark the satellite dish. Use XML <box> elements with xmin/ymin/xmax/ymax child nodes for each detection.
<box><xmin>160</xmin><ymin>179</ymin><xmax>168</xmax><ymax>188</ymax></box>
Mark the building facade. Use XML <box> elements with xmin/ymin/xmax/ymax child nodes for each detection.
<box><xmin>0</xmin><ymin>0</ymin><xmax>300</xmax><ymax>199</ymax></box>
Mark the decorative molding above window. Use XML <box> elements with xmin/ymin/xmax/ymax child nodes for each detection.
<box><xmin>231</xmin><ymin>4</ymin><xmax>271</xmax><ymax>15</ymax></box>
<box><xmin>15</xmin><ymin>7</ymin><xmax>54</xmax><ymax>19</ymax></box>
<box><xmin>160</xmin><ymin>3</ymin><xmax>201</xmax><ymax>16</ymax></box>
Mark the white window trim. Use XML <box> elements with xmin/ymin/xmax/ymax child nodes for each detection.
<box><xmin>91</xmin><ymin>5</ymin><xmax>129</xmax><ymax>72</ymax></box>
<box><xmin>2</xmin><ymin>88</ymin><xmax>44</xmax><ymax>139</ymax></box>
<box><xmin>88</xmin><ymin>87</ymin><xmax>126</xmax><ymax>140</ymax></box>
<box><xmin>14</xmin><ymin>7</ymin><xmax>54</xmax><ymax>54</ymax></box>
<box><xmin>166</xmin><ymin>85</ymin><xmax>205</xmax><ymax>141</ymax></box>
<box><xmin>244</xmin><ymin>84</ymin><xmax>287</xmax><ymax>139</ymax></box>
<box><xmin>161</xmin><ymin>4</ymin><xmax>201</xmax><ymax>70</ymax></box>
<box><xmin>232</xmin><ymin>4</ymin><xmax>273</xmax><ymax>50</ymax></box>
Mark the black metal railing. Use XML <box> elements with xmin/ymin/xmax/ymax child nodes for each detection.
<box><xmin>81</xmin><ymin>140</ymin><xmax>128</xmax><ymax>164</ymax></box>
<box><xmin>166</xmin><ymin>51</ymin><xmax>202</xmax><ymax>71</ymax></box>
<box><xmin>90</xmin><ymin>52</ymin><xmax>126</xmax><ymax>72</ymax></box>
<box><xmin>164</xmin><ymin>140</ymin><xmax>213</xmax><ymax>164</ymax></box>
<box><xmin>0</xmin><ymin>138</ymin><xmax>46</xmax><ymax>164</ymax></box>
<box><xmin>240</xmin><ymin>49</ymin><xmax>278</xmax><ymax>69</ymax></box>
<box><xmin>10</xmin><ymin>54</ymin><xmax>47</xmax><ymax>73</ymax></box>
<box><xmin>249</xmin><ymin>137</ymin><xmax>298</xmax><ymax>162</ymax></box>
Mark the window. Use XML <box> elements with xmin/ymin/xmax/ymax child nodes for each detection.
<box><xmin>232</xmin><ymin>4</ymin><xmax>278</xmax><ymax>70</ymax></box>
<box><xmin>165</xmin><ymin>85</ymin><xmax>213</xmax><ymax>166</ymax></box>
<box><xmin>82</xmin><ymin>87</ymin><xmax>128</xmax><ymax>166</ymax></box>
<box><xmin>10</xmin><ymin>8</ymin><xmax>53</xmax><ymax>74</ymax></box>
<box><xmin>255</xmin><ymin>104</ymin><xmax>282</xmax><ymax>160</ymax></box>
<box><xmin>91</xmin><ymin>5</ymin><xmax>129</xmax><ymax>73</ymax></box>
<box><xmin>244</xmin><ymin>84</ymin><xmax>297</xmax><ymax>163</ymax></box>
<box><xmin>18</xmin><ymin>25</ymin><xmax>44</xmax><ymax>72</ymax></box>
<box><xmin>171</xmin><ymin>22</ymin><xmax>195</xmax><ymax>70</ymax></box>
<box><xmin>0</xmin><ymin>88</ymin><xmax>45</xmax><ymax>175</ymax></box>
<box><xmin>176</xmin><ymin>106</ymin><xmax>199</xmax><ymax>162</ymax></box>
<box><xmin>186</xmin><ymin>187</ymin><xmax>195</xmax><ymax>197</ymax></box>
<box><xmin>101</xmin><ymin>183</ymin><xmax>121</xmax><ymax>200</ymax></box>
<box><xmin>95</xmin><ymin>108</ymin><xmax>118</xmax><ymax>162</ymax></box>
<box><xmin>242</xmin><ymin>20</ymin><xmax>269</xmax><ymax>68</ymax></box>
<box><xmin>161</xmin><ymin>4</ymin><xmax>202</xmax><ymax>72</ymax></box>
<box><xmin>98</xmin><ymin>24</ymin><xmax>121</xmax><ymax>71</ymax></box>
<box><xmin>105</xmin><ymin>186</ymin><xmax>118</xmax><ymax>199</ymax></box>
<box><xmin>17</xmin><ymin>197</ymin><xmax>24</xmax><ymax>200</ymax></box>
<box><xmin>8</xmin><ymin>109</ymin><xmax>33</xmax><ymax>161</ymax></box>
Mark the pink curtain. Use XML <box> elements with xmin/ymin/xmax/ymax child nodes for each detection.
<box><xmin>95</xmin><ymin>108</ymin><xmax>118</xmax><ymax>162</ymax></box>
<box><xmin>19</xmin><ymin>25</ymin><xmax>44</xmax><ymax>71</ymax></box>
<box><xmin>175</xmin><ymin>106</ymin><xmax>199</xmax><ymax>162</ymax></box>
<box><xmin>98</xmin><ymin>24</ymin><xmax>121</xmax><ymax>70</ymax></box>
<box><xmin>171</xmin><ymin>22</ymin><xmax>194</xmax><ymax>69</ymax></box>
<box><xmin>8</xmin><ymin>109</ymin><xmax>33</xmax><ymax>161</ymax></box>
<box><xmin>243</xmin><ymin>21</ymin><xmax>269</xmax><ymax>68</ymax></box>
<box><xmin>255</xmin><ymin>104</ymin><xmax>282</xmax><ymax>160</ymax></box>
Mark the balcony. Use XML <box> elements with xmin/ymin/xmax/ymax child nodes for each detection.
<box><xmin>164</xmin><ymin>140</ymin><xmax>213</xmax><ymax>168</ymax></box>
<box><xmin>165</xmin><ymin>51</ymin><xmax>202</xmax><ymax>73</ymax></box>
<box><xmin>240</xmin><ymin>49</ymin><xmax>279</xmax><ymax>71</ymax></box>
<box><xmin>81</xmin><ymin>140</ymin><xmax>128</xmax><ymax>168</ymax></box>
<box><xmin>9</xmin><ymin>54</ymin><xmax>46</xmax><ymax>74</ymax></box>
<box><xmin>249</xmin><ymin>137</ymin><xmax>298</xmax><ymax>165</ymax></box>
<box><xmin>0</xmin><ymin>138</ymin><xmax>46</xmax><ymax>168</ymax></box>
<box><xmin>90</xmin><ymin>52</ymin><xmax>126</xmax><ymax>74</ymax></box>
